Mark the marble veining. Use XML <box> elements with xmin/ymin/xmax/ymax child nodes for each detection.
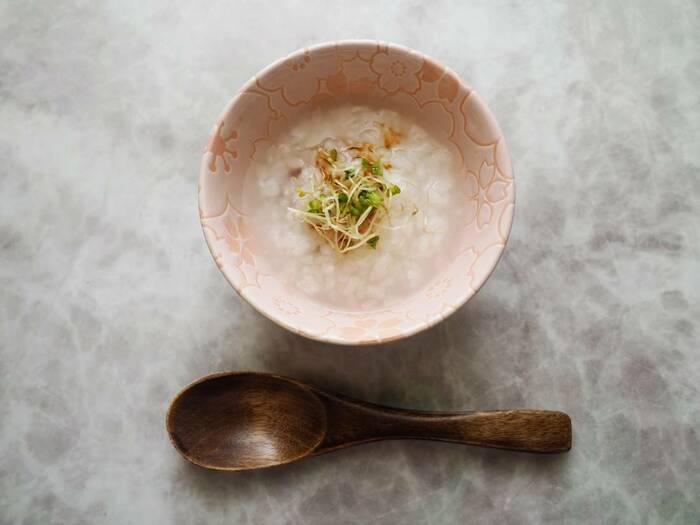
<box><xmin>1</xmin><ymin>1</ymin><xmax>698</xmax><ymax>523</ymax></box>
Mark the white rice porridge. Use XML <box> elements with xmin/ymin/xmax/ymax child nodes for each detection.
<box><xmin>244</xmin><ymin>105</ymin><xmax>467</xmax><ymax>310</ymax></box>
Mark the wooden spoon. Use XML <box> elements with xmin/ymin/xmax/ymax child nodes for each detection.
<box><xmin>166</xmin><ymin>372</ymin><xmax>571</xmax><ymax>471</ymax></box>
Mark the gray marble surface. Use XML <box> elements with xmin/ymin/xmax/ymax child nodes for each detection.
<box><xmin>1</xmin><ymin>1</ymin><xmax>699</xmax><ymax>523</ymax></box>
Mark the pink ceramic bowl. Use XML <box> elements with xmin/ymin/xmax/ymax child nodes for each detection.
<box><xmin>199</xmin><ymin>40</ymin><xmax>514</xmax><ymax>345</ymax></box>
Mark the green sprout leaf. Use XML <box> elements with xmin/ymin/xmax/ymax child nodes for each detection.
<box><xmin>366</xmin><ymin>191</ymin><xmax>382</xmax><ymax>206</ymax></box>
<box><xmin>308</xmin><ymin>199</ymin><xmax>322</xmax><ymax>213</ymax></box>
<box><xmin>367</xmin><ymin>236</ymin><xmax>379</xmax><ymax>249</ymax></box>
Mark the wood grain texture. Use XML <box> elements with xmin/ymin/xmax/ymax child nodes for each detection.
<box><xmin>166</xmin><ymin>373</ymin><xmax>326</xmax><ymax>470</ymax></box>
<box><xmin>166</xmin><ymin>372</ymin><xmax>571</xmax><ymax>471</ymax></box>
<box><xmin>312</xmin><ymin>390</ymin><xmax>571</xmax><ymax>454</ymax></box>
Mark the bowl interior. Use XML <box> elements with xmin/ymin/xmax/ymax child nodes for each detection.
<box><xmin>199</xmin><ymin>41</ymin><xmax>514</xmax><ymax>344</ymax></box>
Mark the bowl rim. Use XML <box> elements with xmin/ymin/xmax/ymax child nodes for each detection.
<box><xmin>198</xmin><ymin>39</ymin><xmax>515</xmax><ymax>346</ymax></box>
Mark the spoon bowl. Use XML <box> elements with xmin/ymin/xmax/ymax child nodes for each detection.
<box><xmin>167</xmin><ymin>372</ymin><xmax>571</xmax><ymax>471</ymax></box>
<box><xmin>167</xmin><ymin>373</ymin><xmax>326</xmax><ymax>470</ymax></box>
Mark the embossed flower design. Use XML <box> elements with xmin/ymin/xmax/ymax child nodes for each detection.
<box><xmin>224</xmin><ymin>215</ymin><xmax>255</xmax><ymax>266</ymax></box>
<box><xmin>207</xmin><ymin>120</ymin><xmax>238</xmax><ymax>173</ymax></box>
<box><xmin>274</xmin><ymin>298</ymin><xmax>301</xmax><ymax>316</ymax></box>
<box><xmin>338</xmin><ymin>317</ymin><xmax>404</xmax><ymax>340</ymax></box>
<box><xmin>258</xmin><ymin>49</ymin><xmax>341</xmax><ymax>105</ymax></box>
<box><xmin>370</xmin><ymin>48</ymin><xmax>422</xmax><ymax>94</ymax></box>
<box><xmin>465</xmin><ymin>161</ymin><xmax>510</xmax><ymax>229</ymax></box>
<box><xmin>326</xmin><ymin>59</ymin><xmax>379</xmax><ymax>98</ymax></box>
<box><xmin>426</xmin><ymin>277</ymin><xmax>451</xmax><ymax>299</ymax></box>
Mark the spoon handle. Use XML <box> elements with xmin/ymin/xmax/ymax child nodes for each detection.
<box><xmin>316</xmin><ymin>393</ymin><xmax>571</xmax><ymax>454</ymax></box>
<box><xmin>389</xmin><ymin>409</ymin><xmax>573</xmax><ymax>453</ymax></box>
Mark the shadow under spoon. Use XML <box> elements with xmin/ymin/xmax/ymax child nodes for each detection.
<box><xmin>166</xmin><ymin>372</ymin><xmax>572</xmax><ymax>471</ymax></box>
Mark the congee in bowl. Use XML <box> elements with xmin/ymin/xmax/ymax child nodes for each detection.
<box><xmin>199</xmin><ymin>41</ymin><xmax>514</xmax><ymax>344</ymax></box>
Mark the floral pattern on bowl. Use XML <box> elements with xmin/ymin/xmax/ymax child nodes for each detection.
<box><xmin>199</xmin><ymin>40</ymin><xmax>515</xmax><ymax>345</ymax></box>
